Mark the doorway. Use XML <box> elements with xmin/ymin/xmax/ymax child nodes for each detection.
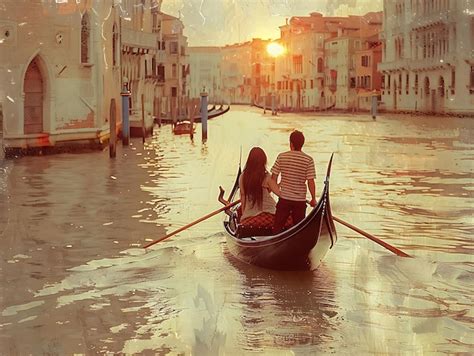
<box><xmin>23</xmin><ymin>57</ymin><xmax>44</xmax><ymax>134</ymax></box>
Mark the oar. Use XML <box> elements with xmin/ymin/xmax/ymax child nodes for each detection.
<box><xmin>305</xmin><ymin>200</ymin><xmax>411</xmax><ymax>257</ymax></box>
<box><xmin>143</xmin><ymin>200</ymin><xmax>241</xmax><ymax>249</ymax></box>
<box><xmin>332</xmin><ymin>215</ymin><xmax>411</xmax><ymax>257</ymax></box>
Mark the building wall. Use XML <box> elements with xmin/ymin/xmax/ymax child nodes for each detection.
<box><xmin>221</xmin><ymin>43</ymin><xmax>252</xmax><ymax>104</ymax></box>
<box><xmin>379</xmin><ymin>0</ymin><xmax>474</xmax><ymax>114</ymax></box>
<box><xmin>188</xmin><ymin>47</ymin><xmax>222</xmax><ymax>102</ymax></box>
<box><xmin>0</xmin><ymin>1</ymin><xmax>123</xmax><ymax>150</ymax></box>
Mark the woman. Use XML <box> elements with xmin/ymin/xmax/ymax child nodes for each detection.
<box><xmin>238</xmin><ymin>147</ymin><xmax>280</xmax><ymax>236</ymax></box>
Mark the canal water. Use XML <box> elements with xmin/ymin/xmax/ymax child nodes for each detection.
<box><xmin>0</xmin><ymin>106</ymin><xmax>472</xmax><ymax>354</ymax></box>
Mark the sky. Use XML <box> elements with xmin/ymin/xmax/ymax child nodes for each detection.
<box><xmin>161</xmin><ymin>0</ymin><xmax>384</xmax><ymax>47</ymax></box>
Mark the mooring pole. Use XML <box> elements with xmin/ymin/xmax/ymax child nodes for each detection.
<box><xmin>141</xmin><ymin>94</ymin><xmax>145</xmax><ymax>143</ymax></box>
<box><xmin>371</xmin><ymin>92</ymin><xmax>378</xmax><ymax>120</ymax></box>
<box><xmin>121</xmin><ymin>84</ymin><xmax>131</xmax><ymax>146</ymax></box>
<box><xmin>109</xmin><ymin>98</ymin><xmax>116</xmax><ymax>158</ymax></box>
<box><xmin>200</xmin><ymin>89</ymin><xmax>208</xmax><ymax>141</ymax></box>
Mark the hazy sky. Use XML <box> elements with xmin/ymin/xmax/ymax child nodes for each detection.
<box><xmin>161</xmin><ymin>0</ymin><xmax>383</xmax><ymax>47</ymax></box>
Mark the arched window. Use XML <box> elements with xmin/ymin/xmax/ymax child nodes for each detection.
<box><xmin>317</xmin><ymin>57</ymin><xmax>323</xmax><ymax>73</ymax></box>
<box><xmin>81</xmin><ymin>12</ymin><xmax>90</xmax><ymax>63</ymax></box>
<box><xmin>112</xmin><ymin>23</ymin><xmax>118</xmax><ymax>67</ymax></box>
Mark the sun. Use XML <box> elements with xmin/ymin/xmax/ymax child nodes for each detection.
<box><xmin>266</xmin><ymin>42</ymin><xmax>285</xmax><ymax>57</ymax></box>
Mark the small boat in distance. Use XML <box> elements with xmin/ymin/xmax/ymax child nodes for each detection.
<box><xmin>218</xmin><ymin>154</ymin><xmax>337</xmax><ymax>270</ymax></box>
<box><xmin>173</xmin><ymin>120</ymin><xmax>195</xmax><ymax>135</ymax></box>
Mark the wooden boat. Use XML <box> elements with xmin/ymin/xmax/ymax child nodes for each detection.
<box><xmin>173</xmin><ymin>120</ymin><xmax>195</xmax><ymax>135</ymax></box>
<box><xmin>218</xmin><ymin>154</ymin><xmax>337</xmax><ymax>270</ymax></box>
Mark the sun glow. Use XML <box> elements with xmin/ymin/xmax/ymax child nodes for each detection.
<box><xmin>266</xmin><ymin>42</ymin><xmax>285</xmax><ymax>57</ymax></box>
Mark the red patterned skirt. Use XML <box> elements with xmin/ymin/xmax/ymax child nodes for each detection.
<box><xmin>238</xmin><ymin>212</ymin><xmax>293</xmax><ymax>238</ymax></box>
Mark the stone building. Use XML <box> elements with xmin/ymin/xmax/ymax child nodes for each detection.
<box><xmin>378</xmin><ymin>0</ymin><xmax>474</xmax><ymax>114</ymax></box>
<box><xmin>0</xmin><ymin>0</ymin><xmax>123</xmax><ymax>153</ymax></box>
<box><xmin>161</xmin><ymin>13</ymin><xmax>189</xmax><ymax>120</ymax></box>
<box><xmin>275</xmin><ymin>12</ymin><xmax>382</xmax><ymax>111</ymax></box>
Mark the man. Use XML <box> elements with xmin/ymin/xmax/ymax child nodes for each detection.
<box><xmin>271</xmin><ymin>130</ymin><xmax>316</xmax><ymax>234</ymax></box>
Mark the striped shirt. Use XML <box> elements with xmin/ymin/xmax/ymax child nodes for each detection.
<box><xmin>271</xmin><ymin>150</ymin><xmax>316</xmax><ymax>201</ymax></box>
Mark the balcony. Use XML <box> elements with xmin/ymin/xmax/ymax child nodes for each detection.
<box><xmin>409</xmin><ymin>57</ymin><xmax>454</xmax><ymax>71</ymax></box>
<box><xmin>122</xmin><ymin>28</ymin><xmax>156</xmax><ymax>50</ymax></box>
<box><xmin>145</xmin><ymin>74</ymin><xmax>165</xmax><ymax>84</ymax></box>
<box><xmin>378</xmin><ymin>59</ymin><xmax>410</xmax><ymax>72</ymax></box>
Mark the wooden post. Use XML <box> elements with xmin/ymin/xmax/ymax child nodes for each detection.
<box><xmin>121</xmin><ymin>85</ymin><xmax>130</xmax><ymax>146</ymax></box>
<box><xmin>188</xmin><ymin>98</ymin><xmax>199</xmax><ymax>141</ymax></box>
<box><xmin>156</xmin><ymin>97</ymin><xmax>162</xmax><ymax>127</ymax></box>
<box><xmin>371</xmin><ymin>91</ymin><xmax>378</xmax><ymax>120</ymax></box>
<box><xmin>200</xmin><ymin>91</ymin><xmax>208</xmax><ymax>141</ymax></box>
<box><xmin>109</xmin><ymin>98</ymin><xmax>116</xmax><ymax>158</ymax></box>
<box><xmin>141</xmin><ymin>94</ymin><xmax>145</xmax><ymax>143</ymax></box>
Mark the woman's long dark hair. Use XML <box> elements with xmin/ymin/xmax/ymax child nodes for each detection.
<box><xmin>242</xmin><ymin>147</ymin><xmax>267</xmax><ymax>208</ymax></box>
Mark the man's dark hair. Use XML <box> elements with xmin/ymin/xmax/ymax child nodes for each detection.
<box><xmin>290</xmin><ymin>130</ymin><xmax>305</xmax><ymax>151</ymax></box>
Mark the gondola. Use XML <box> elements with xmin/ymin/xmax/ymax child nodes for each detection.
<box><xmin>173</xmin><ymin>120</ymin><xmax>195</xmax><ymax>135</ymax></box>
<box><xmin>218</xmin><ymin>154</ymin><xmax>337</xmax><ymax>270</ymax></box>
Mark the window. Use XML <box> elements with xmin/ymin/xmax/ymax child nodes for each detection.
<box><xmin>157</xmin><ymin>64</ymin><xmax>165</xmax><ymax>81</ymax></box>
<box><xmin>451</xmin><ymin>68</ymin><xmax>455</xmax><ymax>94</ymax></box>
<box><xmin>414</xmin><ymin>74</ymin><xmax>419</xmax><ymax>95</ymax></box>
<box><xmin>470</xmin><ymin>66</ymin><xmax>474</xmax><ymax>88</ymax></box>
<box><xmin>293</xmin><ymin>55</ymin><xmax>303</xmax><ymax>73</ymax></box>
<box><xmin>171</xmin><ymin>87</ymin><xmax>177</xmax><ymax>97</ymax></box>
<box><xmin>361</xmin><ymin>55</ymin><xmax>370</xmax><ymax>67</ymax></box>
<box><xmin>406</xmin><ymin>73</ymin><xmax>409</xmax><ymax>95</ymax></box>
<box><xmin>152</xmin><ymin>57</ymin><xmax>156</xmax><ymax>76</ymax></box>
<box><xmin>317</xmin><ymin>57</ymin><xmax>323</xmax><ymax>72</ymax></box>
<box><xmin>172</xmin><ymin>63</ymin><xmax>177</xmax><ymax>78</ymax></box>
<box><xmin>170</xmin><ymin>41</ymin><xmax>178</xmax><ymax>54</ymax></box>
<box><xmin>398</xmin><ymin>73</ymin><xmax>402</xmax><ymax>95</ymax></box>
<box><xmin>81</xmin><ymin>12</ymin><xmax>90</xmax><ymax>63</ymax></box>
<box><xmin>350</xmin><ymin>77</ymin><xmax>356</xmax><ymax>88</ymax></box>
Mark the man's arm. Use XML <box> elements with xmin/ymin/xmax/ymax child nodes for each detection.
<box><xmin>307</xmin><ymin>179</ymin><xmax>316</xmax><ymax>207</ymax></box>
<box><xmin>270</xmin><ymin>155</ymin><xmax>280</xmax><ymax>186</ymax></box>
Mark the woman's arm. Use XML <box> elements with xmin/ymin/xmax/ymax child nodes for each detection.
<box><xmin>265</xmin><ymin>174</ymin><xmax>281</xmax><ymax>197</ymax></box>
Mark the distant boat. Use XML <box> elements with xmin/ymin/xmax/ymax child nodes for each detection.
<box><xmin>173</xmin><ymin>120</ymin><xmax>195</xmax><ymax>135</ymax></box>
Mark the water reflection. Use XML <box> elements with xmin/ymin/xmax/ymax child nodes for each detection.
<box><xmin>226</xmin><ymin>252</ymin><xmax>338</xmax><ymax>353</ymax></box>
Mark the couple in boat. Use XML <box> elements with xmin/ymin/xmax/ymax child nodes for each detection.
<box><xmin>238</xmin><ymin>130</ymin><xmax>316</xmax><ymax>238</ymax></box>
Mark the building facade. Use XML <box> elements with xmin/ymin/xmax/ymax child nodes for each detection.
<box><xmin>0</xmin><ymin>0</ymin><xmax>123</xmax><ymax>153</ymax></box>
<box><xmin>161</xmin><ymin>13</ymin><xmax>189</xmax><ymax>119</ymax></box>
<box><xmin>275</xmin><ymin>12</ymin><xmax>382</xmax><ymax>111</ymax></box>
<box><xmin>187</xmin><ymin>47</ymin><xmax>222</xmax><ymax>103</ymax></box>
<box><xmin>220</xmin><ymin>42</ymin><xmax>252</xmax><ymax>104</ymax></box>
<box><xmin>379</xmin><ymin>0</ymin><xmax>474</xmax><ymax>114</ymax></box>
<box><xmin>0</xmin><ymin>0</ymin><xmax>176</xmax><ymax>153</ymax></box>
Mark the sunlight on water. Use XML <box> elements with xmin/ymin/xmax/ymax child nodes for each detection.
<box><xmin>0</xmin><ymin>108</ymin><xmax>473</xmax><ymax>354</ymax></box>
